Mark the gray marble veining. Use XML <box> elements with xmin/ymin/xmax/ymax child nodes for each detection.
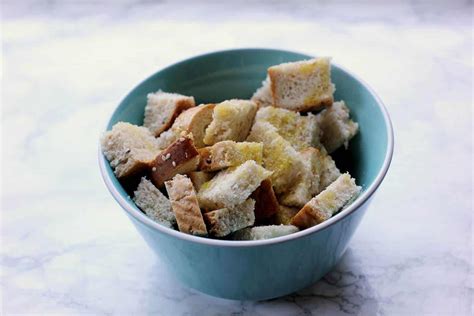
<box><xmin>1</xmin><ymin>0</ymin><xmax>472</xmax><ymax>315</ymax></box>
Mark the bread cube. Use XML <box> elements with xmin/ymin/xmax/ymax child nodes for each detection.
<box><xmin>268</xmin><ymin>57</ymin><xmax>334</xmax><ymax>112</ymax></box>
<box><xmin>165</xmin><ymin>174</ymin><xmax>207</xmax><ymax>236</ymax></box>
<box><xmin>318</xmin><ymin>101</ymin><xmax>359</xmax><ymax>153</ymax></box>
<box><xmin>255</xmin><ymin>106</ymin><xmax>320</xmax><ymax>150</ymax></box>
<box><xmin>133</xmin><ymin>177</ymin><xmax>175</xmax><ymax>228</ymax></box>
<box><xmin>149</xmin><ymin>136</ymin><xmax>199</xmax><ymax>187</ymax></box>
<box><xmin>198</xmin><ymin>141</ymin><xmax>263</xmax><ymax>172</ymax></box>
<box><xmin>143</xmin><ymin>91</ymin><xmax>195</xmax><ymax>136</ymax></box>
<box><xmin>247</xmin><ymin>121</ymin><xmax>304</xmax><ymax>194</ymax></box>
<box><xmin>291</xmin><ymin>173</ymin><xmax>361</xmax><ymax>229</ymax></box>
<box><xmin>203</xmin><ymin>99</ymin><xmax>257</xmax><ymax>145</ymax></box>
<box><xmin>197</xmin><ymin>160</ymin><xmax>272</xmax><ymax>210</ymax></box>
<box><xmin>203</xmin><ymin>199</ymin><xmax>255</xmax><ymax>237</ymax></box>
<box><xmin>232</xmin><ymin>225</ymin><xmax>299</xmax><ymax>240</ymax></box>
<box><xmin>101</xmin><ymin>122</ymin><xmax>161</xmax><ymax>178</ymax></box>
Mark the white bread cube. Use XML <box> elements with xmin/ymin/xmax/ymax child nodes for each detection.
<box><xmin>149</xmin><ymin>136</ymin><xmax>200</xmax><ymax>188</ymax></box>
<box><xmin>143</xmin><ymin>91</ymin><xmax>195</xmax><ymax>136</ymax></box>
<box><xmin>279</xmin><ymin>147</ymin><xmax>323</xmax><ymax>208</ymax></box>
<box><xmin>232</xmin><ymin>225</ymin><xmax>299</xmax><ymax>240</ymax></box>
<box><xmin>251</xmin><ymin>76</ymin><xmax>273</xmax><ymax>108</ymax></box>
<box><xmin>268</xmin><ymin>57</ymin><xmax>334</xmax><ymax>112</ymax></box>
<box><xmin>198</xmin><ymin>141</ymin><xmax>263</xmax><ymax>172</ymax></box>
<box><xmin>165</xmin><ymin>174</ymin><xmax>207</xmax><ymax>236</ymax></box>
<box><xmin>133</xmin><ymin>177</ymin><xmax>175</xmax><ymax>228</ymax></box>
<box><xmin>247</xmin><ymin>121</ymin><xmax>304</xmax><ymax>194</ymax></box>
<box><xmin>101</xmin><ymin>122</ymin><xmax>161</xmax><ymax>178</ymax></box>
<box><xmin>318</xmin><ymin>101</ymin><xmax>359</xmax><ymax>153</ymax></box>
<box><xmin>255</xmin><ymin>106</ymin><xmax>320</xmax><ymax>150</ymax></box>
<box><xmin>197</xmin><ymin>160</ymin><xmax>272</xmax><ymax>210</ymax></box>
<box><xmin>203</xmin><ymin>199</ymin><xmax>255</xmax><ymax>237</ymax></box>
<box><xmin>156</xmin><ymin>104</ymin><xmax>215</xmax><ymax>149</ymax></box>
<box><xmin>203</xmin><ymin>99</ymin><xmax>257</xmax><ymax>145</ymax></box>
<box><xmin>291</xmin><ymin>173</ymin><xmax>361</xmax><ymax>229</ymax></box>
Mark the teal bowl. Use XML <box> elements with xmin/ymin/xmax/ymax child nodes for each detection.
<box><xmin>98</xmin><ymin>48</ymin><xmax>394</xmax><ymax>300</ymax></box>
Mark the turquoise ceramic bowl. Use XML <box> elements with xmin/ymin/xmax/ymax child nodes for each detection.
<box><xmin>99</xmin><ymin>49</ymin><xmax>393</xmax><ymax>301</ymax></box>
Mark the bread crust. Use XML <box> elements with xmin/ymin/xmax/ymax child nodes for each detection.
<box><xmin>149</xmin><ymin>136</ymin><xmax>200</xmax><ymax>187</ymax></box>
<box><xmin>172</xmin><ymin>104</ymin><xmax>215</xmax><ymax>148</ymax></box>
<box><xmin>290</xmin><ymin>203</ymin><xmax>328</xmax><ymax>229</ymax></box>
<box><xmin>250</xmin><ymin>178</ymin><xmax>279</xmax><ymax>223</ymax></box>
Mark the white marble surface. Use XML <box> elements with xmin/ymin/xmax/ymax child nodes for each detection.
<box><xmin>1</xmin><ymin>1</ymin><xmax>473</xmax><ymax>315</ymax></box>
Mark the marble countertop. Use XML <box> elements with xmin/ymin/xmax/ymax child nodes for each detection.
<box><xmin>2</xmin><ymin>1</ymin><xmax>472</xmax><ymax>315</ymax></box>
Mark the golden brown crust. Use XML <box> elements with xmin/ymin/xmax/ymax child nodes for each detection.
<box><xmin>251</xmin><ymin>178</ymin><xmax>279</xmax><ymax>223</ymax></box>
<box><xmin>165</xmin><ymin>175</ymin><xmax>207</xmax><ymax>236</ymax></box>
<box><xmin>153</xmin><ymin>99</ymin><xmax>195</xmax><ymax>136</ymax></box>
<box><xmin>172</xmin><ymin>104</ymin><xmax>215</xmax><ymax>148</ymax></box>
<box><xmin>290</xmin><ymin>203</ymin><xmax>328</xmax><ymax>229</ymax></box>
<box><xmin>149</xmin><ymin>136</ymin><xmax>200</xmax><ymax>187</ymax></box>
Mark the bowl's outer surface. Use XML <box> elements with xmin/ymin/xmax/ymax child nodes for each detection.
<box><xmin>100</xmin><ymin>49</ymin><xmax>391</xmax><ymax>300</ymax></box>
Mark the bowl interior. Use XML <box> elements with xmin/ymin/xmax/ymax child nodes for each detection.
<box><xmin>104</xmin><ymin>48</ymin><xmax>389</xmax><ymax>216</ymax></box>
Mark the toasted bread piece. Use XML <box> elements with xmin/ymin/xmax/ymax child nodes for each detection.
<box><xmin>197</xmin><ymin>160</ymin><xmax>272</xmax><ymax>210</ymax></box>
<box><xmin>149</xmin><ymin>136</ymin><xmax>199</xmax><ymax>188</ymax></box>
<box><xmin>268</xmin><ymin>57</ymin><xmax>334</xmax><ymax>112</ymax></box>
<box><xmin>255</xmin><ymin>106</ymin><xmax>320</xmax><ymax>150</ymax></box>
<box><xmin>198</xmin><ymin>141</ymin><xmax>263</xmax><ymax>172</ymax></box>
<box><xmin>187</xmin><ymin>171</ymin><xmax>215</xmax><ymax>192</ymax></box>
<box><xmin>165</xmin><ymin>174</ymin><xmax>207</xmax><ymax>236</ymax></box>
<box><xmin>203</xmin><ymin>99</ymin><xmax>257</xmax><ymax>145</ymax></box>
<box><xmin>143</xmin><ymin>91</ymin><xmax>195</xmax><ymax>137</ymax></box>
<box><xmin>101</xmin><ymin>122</ymin><xmax>161</xmax><ymax>178</ymax></box>
<box><xmin>251</xmin><ymin>76</ymin><xmax>273</xmax><ymax>108</ymax></box>
<box><xmin>133</xmin><ymin>177</ymin><xmax>175</xmax><ymax>228</ymax></box>
<box><xmin>318</xmin><ymin>147</ymin><xmax>341</xmax><ymax>192</ymax></box>
<box><xmin>247</xmin><ymin>121</ymin><xmax>304</xmax><ymax>194</ymax></box>
<box><xmin>232</xmin><ymin>225</ymin><xmax>299</xmax><ymax>240</ymax></box>
<box><xmin>156</xmin><ymin>104</ymin><xmax>215</xmax><ymax>149</ymax></box>
<box><xmin>291</xmin><ymin>173</ymin><xmax>361</xmax><ymax>229</ymax></box>
<box><xmin>250</xmin><ymin>178</ymin><xmax>279</xmax><ymax>222</ymax></box>
<box><xmin>279</xmin><ymin>147</ymin><xmax>323</xmax><ymax>207</ymax></box>
<box><xmin>318</xmin><ymin>101</ymin><xmax>359</xmax><ymax>153</ymax></box>
<box><xmin>274</xmin><ymin>205</ymin><xmax>299</xmax><ymax>225</ymax></box>
<box><xmin>203</xmin><ymin>199</ymin><xmax>255</xmax><ymax>237</ymax></box>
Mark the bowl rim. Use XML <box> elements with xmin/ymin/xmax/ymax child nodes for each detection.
<box><xmin>98</xmin><ymin>48</ymin><xmax>394</xmax><ymax>248</ymax></box>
